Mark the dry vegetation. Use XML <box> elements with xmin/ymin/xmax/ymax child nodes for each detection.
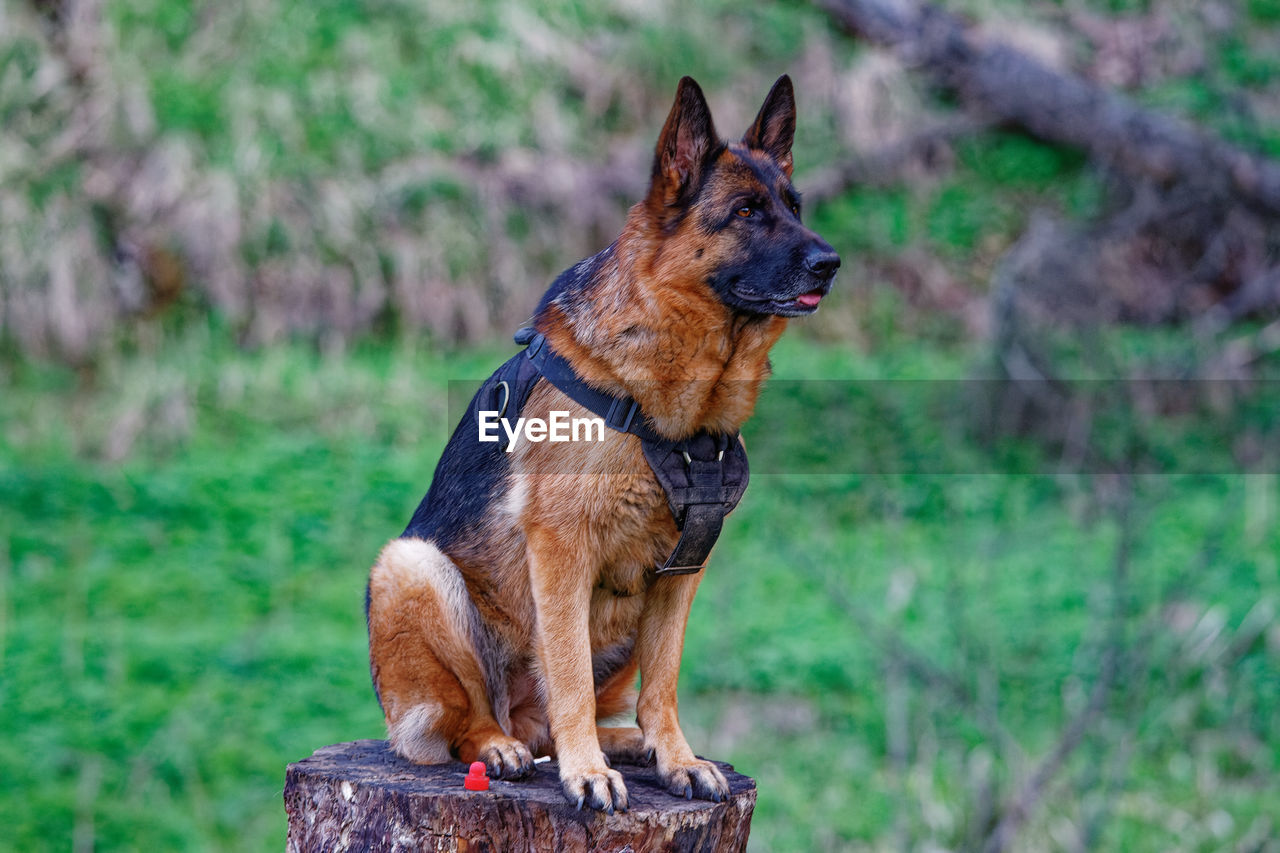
<box><xmin>3</xmin><ymin>0</ymin><xmax>857</xmax><ymax>357</ymax></box>
<box><xmin>6</xmin><ymin>0</ymin><xmax>1280</xmax><ymax>371</ymax></box>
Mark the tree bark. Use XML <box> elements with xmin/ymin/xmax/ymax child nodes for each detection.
<box><xmin>283</xmin><ymin>740</ymin><xmax>757</xmax><ymax>853</ymax></box>
<box><xmin>815</xmin><ymin>0</ymin><xmax>1280</xmax><ymax>217</ymax></box>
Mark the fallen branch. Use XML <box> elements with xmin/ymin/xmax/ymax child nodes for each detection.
<box><xmin>816</xmin><ymin>0</ymin><xmax>1280</xmax><ymax>217</ymax></box>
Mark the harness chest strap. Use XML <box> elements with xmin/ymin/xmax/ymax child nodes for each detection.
<box><xmin>501</xmin><ymin>329</ymin><xmax>750</xmax><ymax>575</ymax></box>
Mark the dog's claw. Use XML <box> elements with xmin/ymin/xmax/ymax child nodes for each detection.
<box><xmin>477</xmin><ymin>737</ymin><xmax>535</xmax><ymax>781</ymax></box>
<box><xmin>562</xmin><ymin>764</ymin><xmax>628</xmax><ymax>813</ymax></box>
<box><xmin>660</xmin><ymin>758</ymin><xmax>731</xmax><ymax>803</ymax></box>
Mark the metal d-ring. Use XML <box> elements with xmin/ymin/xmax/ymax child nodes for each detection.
<box><xmin>495</xmin><ymin>380</ymin><xmax>511</xmax><ymax>419</ymax></box>
<box><xmin>682</xmin><ymin>449</ymin><xmax>725</xmax><ymax>464</ymax></box>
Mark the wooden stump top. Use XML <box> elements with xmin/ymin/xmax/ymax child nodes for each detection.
<box><xmin>284</xmin><ymin>740</ymin><xmax>757</xmax><ymax>853</ymax></box>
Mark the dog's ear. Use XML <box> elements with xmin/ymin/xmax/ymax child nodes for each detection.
<box><xmin>649</xmin><ymin>77</ymin><xmax>718</xmax><ymax>208</ymax></box>
<box><xmin>743</xmin><ymin>75</ymin><xmax>795</xmax><ymax>176</ymax></box>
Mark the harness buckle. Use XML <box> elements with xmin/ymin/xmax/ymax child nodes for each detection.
<box><xmin>681</xmin><ymin>448</ymin><xmax>724</xmax><ymax>467</ymax></box>
<box><xmin>654</xmin><ymin>561</ymin><xmax>704</xmax><ymax>576</ymax></box>
<box><xmin>605</xmin><ymin>397</ymin><xmax>640</xmax><ymax>433</ymax></box>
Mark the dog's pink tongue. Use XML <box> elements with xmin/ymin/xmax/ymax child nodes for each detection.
<box><xmin>797</xmin><ymin>291</ymin><xmax>824</xmax><ymax>307</ymax></box>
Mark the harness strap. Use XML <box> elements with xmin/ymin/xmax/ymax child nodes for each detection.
<box><xmin>518</xmin><ymin>327</ymin><xmax>664</xmax><ymax>443</ymax></box>
<box><xmin>641</xmin><ymin>432</ymin><xmax>748</xmax><ymax>575</ymax></box>
<box><xmin>513</xmin><ymin>328</ymin><xmax>749</xmax><ymax>575</ymax></box>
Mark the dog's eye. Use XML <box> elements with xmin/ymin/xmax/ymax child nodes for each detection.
<box><xmin>735</xmin><ymin>205</ymin><xmax>754</xmax><ymax>218</ymax></box>
<box><xmin>790</xmin><ymin>202</ymin><xmax>801</xmax><ymax>217</ymax></box>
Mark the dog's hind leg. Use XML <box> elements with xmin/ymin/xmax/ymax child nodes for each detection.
<box><xmin>597</xmin><ymin>726</ymin><xmax>652</xmax><ymax>765</ymax></box>
<box><xmin>594</xmin><ymin>657</ymin><xmax>651</xmax><ymax>765</ymax></box>
<box><xmin>367</xmin><ymin>537</ymin><xmax>534</xmax><ymax>779</ymax></box>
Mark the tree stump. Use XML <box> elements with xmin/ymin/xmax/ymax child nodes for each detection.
<box><xmin>284</xmin><ymin>740</ymin><xmax>757</xmax><ymax>853</ymax></box>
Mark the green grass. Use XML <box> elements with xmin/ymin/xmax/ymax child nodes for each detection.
<box><xmin>3</xmin><ymin>328</ymin><xmax>1278</xmax><ymax>851</ymax></box>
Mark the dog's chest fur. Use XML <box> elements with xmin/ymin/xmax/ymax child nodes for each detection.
<box><xmin>515</xmin><ymin>384</ymin><xmax>678</xmax><ymax>591</ymax></box>
<box><xmin>443</xmin><ymin>382</ymin><xmax>675</xmax><ymax>671</ymax></box>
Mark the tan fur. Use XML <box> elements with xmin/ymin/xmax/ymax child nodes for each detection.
<box><xmin>366</xmin><ymin>75</ymin><xmax>831</xmax><ymax>811</ymax></box>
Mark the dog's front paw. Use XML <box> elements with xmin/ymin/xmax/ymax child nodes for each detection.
<box><xmin>659</xmin><ymin>757</ymin><xmax>729</xmax><ymax>803</ymax></box>
<box><xmin>473</xmin><ymin>735</ymin><xmax>536</xmax><ymax>780</ymax></box>
<box><xmin>560</xmin><ymin>762</ymin><xmax>629</xmax><ymax>814</ymax></box>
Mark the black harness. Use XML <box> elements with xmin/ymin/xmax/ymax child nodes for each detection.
<box><xmin>488</xmin><ymin>328</ymin><xmax>749</xmax><ymax>575</ymax></box>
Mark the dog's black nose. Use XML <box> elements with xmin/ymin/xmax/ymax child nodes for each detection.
<box><xmin>805</xmin><ymin>247</ymin><xmax>841</xmax><ymax>279</ymax></box>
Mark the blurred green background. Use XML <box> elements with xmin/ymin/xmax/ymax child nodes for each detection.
<box><xmin>3</xmin><ymin>0</ymin><xmax>1279</xmax><ymax>850</ymax></box>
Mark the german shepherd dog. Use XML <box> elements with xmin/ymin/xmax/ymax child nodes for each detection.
<box><xmin>366</xmin><ymin>75</ymin><xmax>839</xmax><ymax>812</ymax></box>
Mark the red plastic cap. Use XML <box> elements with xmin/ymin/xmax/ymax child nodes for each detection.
<box><xmin>463</xmin><ymin>761</ymin><xmax>490</xmax><ymax>791</ymax></box>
